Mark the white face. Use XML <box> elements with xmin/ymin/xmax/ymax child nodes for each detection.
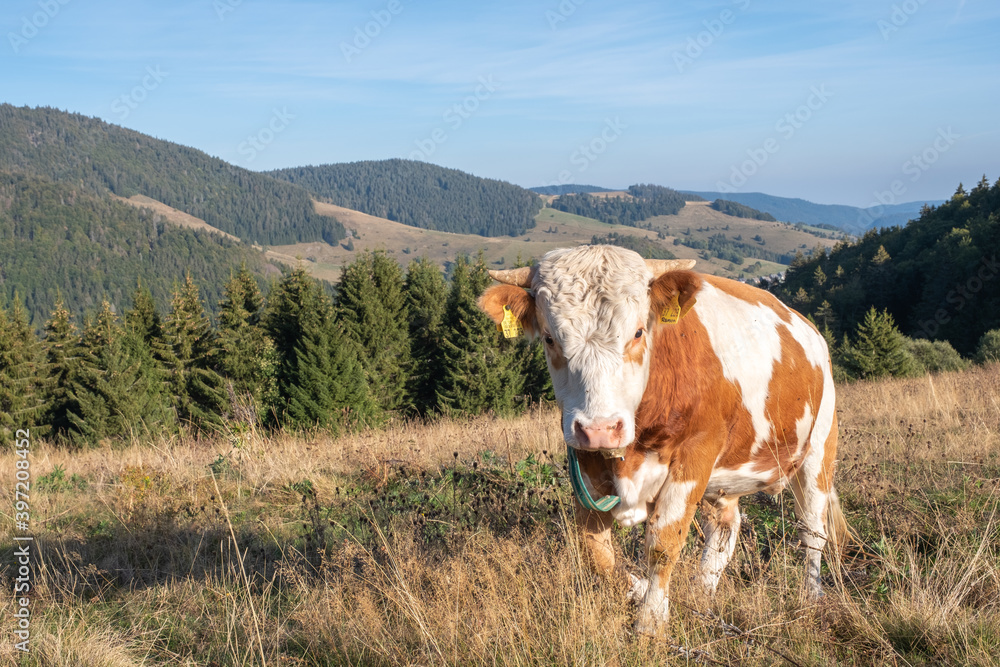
<box><xmin>533</xmin><ymin>247</ymin><xmax>655</xmax><ymax>451</ymax></box>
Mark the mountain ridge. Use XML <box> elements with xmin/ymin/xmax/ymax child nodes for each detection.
<box><xmin>0</xmin><ymin>104</ymin><xmax>345</xmax><ymax>246</ymax></box>
<box><xmin>529</xmin><ymin>183</ymin><xmax>944</xmax><ymax>232</ymax></box>
<box><xmin>683</xmin><ymin>191</ymin><xmax>944</xmax><ymax>232</ymax></box>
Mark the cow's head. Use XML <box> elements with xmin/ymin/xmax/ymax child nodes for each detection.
<box><xmin>478</xmin><ymin>245</ymin><xmax>698</xmax><ymax>454</ymax></box>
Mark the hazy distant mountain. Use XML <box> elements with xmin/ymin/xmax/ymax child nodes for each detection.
<box><xmin>683</xmin><ymin>191</ymin><xmax>945</xmax><ymax>233</ymax></box>
<box><xmin>529</xmin><ymin>184</ymin><xmax>616</xmax><ymax>195</ymax></box>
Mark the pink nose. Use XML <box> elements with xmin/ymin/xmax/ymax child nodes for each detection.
<box><xmin>573</xmin><ymin>418</ymin><xmax>625</xmax><ymax>450</ymax></box>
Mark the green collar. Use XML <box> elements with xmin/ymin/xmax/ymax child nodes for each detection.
<box><xmin>566</xmin><ymin>446</ymin><xmax>621</xmax><ymax>512</ymax></box>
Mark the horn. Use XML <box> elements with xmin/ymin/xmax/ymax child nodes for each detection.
<box><xmin>645</xmin><ymin>259</ymin><xmax>696</xmax><ymax>277</ymax></box>
<box><xmin>488</xmin><ymin>266</ymin><xmax>535</xmax><ymax>287</ymax></box>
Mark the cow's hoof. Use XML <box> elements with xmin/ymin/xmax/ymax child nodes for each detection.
<box><xmin>697</xmin><ymin>573</ymin><xmax>720</xmax><ymax>597</ymax></box>
<box><xmin>803</xmin><ymin>581</ymin><xmax>825</xmax><ymax>601</ymax></box>
<box><xmin>634</xmin><ymin>589</ymin><xmax>670</xmax><ymax>637</ymax></box>
<box><xmin>634</xmin><ymin>607</ymin><xmax>669</xmax><ymax>637</ymax></box>
<box><xmin>627</xmin><ymin>574</ymin><xmax>649</xmax><ymax>602</ymax></box>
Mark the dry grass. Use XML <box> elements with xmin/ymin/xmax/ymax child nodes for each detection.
<box><xmin>2</xmin><ymin>368</ymin><xmax>999</xmax><ymax>665</ymax></box>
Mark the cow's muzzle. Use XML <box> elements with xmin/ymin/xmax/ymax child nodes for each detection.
<box><xmin>572</xmin><ymin>417</ymin><xmax>627</xmax><ymax>451</ymax></box>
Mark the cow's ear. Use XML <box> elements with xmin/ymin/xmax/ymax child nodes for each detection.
<box><xmin>478</xmin><ymin>285</ymin><xmax>538</xmax><ymax>338</ymax></box>
<box><xmin>649</xmin><ymin>270</ymin><xmax>701</xmax><ymax>325</ymax></box>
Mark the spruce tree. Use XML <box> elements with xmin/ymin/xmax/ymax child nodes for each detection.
<box><xmin>436</xmin><ymin>254</ymin><xmax>526</xmax><ymax>417</ymax></box>
<box><xmin>285</xmin><ymin>316</ymin><xmax>374</xmax><ymax>432</ymax></box>
<box><xmin>65</xmin><ymin>301</ymin><xmax>175</xmax><ymax>445</ymax></box>
<box><xmin>42</xmin><ymin>297</ymin><xmax>83</xmax><ymax>438</ymax></box>
<box><xmin>520</xmin><ymin>338</ymin><xmax>554</xmax><ymax>403</ymax></box>
<box><xmin>163</xmin><ymin>275</ymin><xmax>227</xmax><ymax>428</ymax></box>
<box><xmin>264</xmin><ymin>266</ymin><xmax>377</xmax><ymax>428</ymax></box>
<box><xmin>404</xmin><ymin>257</ymin><xmax>449</xmax><ymax>414</ymax></box>
<box><xmin>843</xmin><ymin>307</ymin><xmax>919</xmax><ymax>380</ymax></box>
<box><xmin>337</xmin><ymin>250</ymin><xmax>411</xmax><ymax>413</ymax></box>
<box><xmin>125</xmin><ymin>281</ymin><xmax>163</xmax><ymax>345</ymax></box>
<box><xmin>124</xmin><ymin>281</ymin><xmax>175</xmax><ymax>394</ymax></box>
<box><xmin>814</xmin><ymin>300</ymin><xmax>837</xmax><ymax>335</ymax></box>
<box><xmin>0</xmin><ymin>296</ymin><xmax>45</xmax><ymax>439</ymax></box>
<box><xmin>813</xmin><ymin>265</ymin><xmax>827</xmax><ymax>287</ymax></box>
<box><xmin>868</xmin><ymin>245</ymin><xmax>893</xmax><ymax>308</ymax></box>
<box><xmin>217</xmin><ymin>265</ymin><xmax>277</xmax><ymax>422</ymax></box>
<box><xmin>65</xmin><ymin>303</ymin><xmax>118</xmax><ymax>445</ymax></box>
<box><xmin>264</xmin><ymin>267</ymin><xmax>328</xmax><ymax>407</ymax></box>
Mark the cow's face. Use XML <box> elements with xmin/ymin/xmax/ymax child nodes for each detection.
<box><xmin>479</xmin><ymin>246</ymin><xmax>698</xmax><ymax>453</ymax></box>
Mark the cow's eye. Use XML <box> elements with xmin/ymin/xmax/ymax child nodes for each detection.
<box><xmin>634</xmin><ymin>329</ymin><xmax>644</xmax><ymax>339</ymax></box>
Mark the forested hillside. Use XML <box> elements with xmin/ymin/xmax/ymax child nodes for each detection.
<box><xmin>268</xmin><ymin>159</ymin><xmax>541</xmax><ymax>237</ymax></box>
<box><xmin>0</xmin><ymin>172</ymin><xmax>278</xmax><ymax>326</ymax></box>
<box><xmin>710</xmin><ymin>199</ymin><xmax>776</xmax><ymax>221</ymax></box>
<box><xmin>0</xmin><ymin>104</ymin><xmax>344</xmax><ymax>245</ymax></box>
<box><xmin>551</xmin><ymin>184</ymin><xmax>688</xmax><ymax>226</ymax></box>
<box><xmin>775</xmin><ymin>177</ymin><xmax>1000</xmax><ymax>355</ymax></box>
<box><xmin>589</xmin><ymin>232</ymin><xmax>677</xmax><ymax>259</ymax></box>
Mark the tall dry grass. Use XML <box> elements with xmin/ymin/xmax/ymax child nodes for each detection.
<box><xmin>2</xmin><ymin>368</ymin><xmax>999</xmax><ymax>665</ymax></box>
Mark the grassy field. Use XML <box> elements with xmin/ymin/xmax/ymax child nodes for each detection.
<box><xmin>3</xmin><ymin>367</ymin><xmax>998</xmax><ymax>666</ymax></box>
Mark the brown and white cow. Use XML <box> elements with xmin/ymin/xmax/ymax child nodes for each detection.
<box><xmin>478</xmin><ymin>245</ymin><xmax>848</xmax><ymax>635</ymax></box>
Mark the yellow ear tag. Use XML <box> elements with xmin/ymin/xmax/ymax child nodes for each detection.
<box><xmin>660</xmin><ymin>293</ymin><xmax>682</xmax><ymax>324</ymax></box>
<box><xmin>499</xmin><ymin>305</ymin><xmax>523</xmax><ymax>339</ymax></box>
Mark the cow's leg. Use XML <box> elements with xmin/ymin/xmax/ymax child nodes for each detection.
<box><xmin>790</xmin><ymin>414</ymin><xmax>839</xmax><ymax>599</ymax></box>
<box><xmin>698</xmin><ymin>496</ymin><xmax>741</xmax><ymax>595</ymax></box>
<box><xmin>574</xmin><ymin>499</ymin><xmax>616</xmax><ymax>576</ymax></box>
<box><xmin>635</xmin><ymin>474</ymin><xmax>707</xmax><ymax>636</ymax></box>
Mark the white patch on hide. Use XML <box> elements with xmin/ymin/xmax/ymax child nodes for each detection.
<box><xmin>694</xmin><ymin>282</ymin><xmax>784</xmax><ymax>450</ymax></box>
<box><xmin>705</xmin><ymin>462</ymin><xmax>775</xmax><ymax>498</ymax></box>
<box><xmin>647</xmin><ymin>479</ymin><xmax>697</xmax><ymax>534</ymax></box>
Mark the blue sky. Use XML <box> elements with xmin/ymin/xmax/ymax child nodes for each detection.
<box><xmin>3</xmin><ymin>0</ymin><xmax>998</xmax><ymax>206</ymax></box>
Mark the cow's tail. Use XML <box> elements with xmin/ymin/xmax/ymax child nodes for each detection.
<box><xmin>824</xmin><ymin>487</ymin><xmax>855</xmax><ymax>554</ymax></box>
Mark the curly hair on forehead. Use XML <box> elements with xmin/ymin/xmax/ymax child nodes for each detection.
<box><xmin>533</xmin><ymin>245</ymin><xmax>652</xmax><ymax>351</ymax></box>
